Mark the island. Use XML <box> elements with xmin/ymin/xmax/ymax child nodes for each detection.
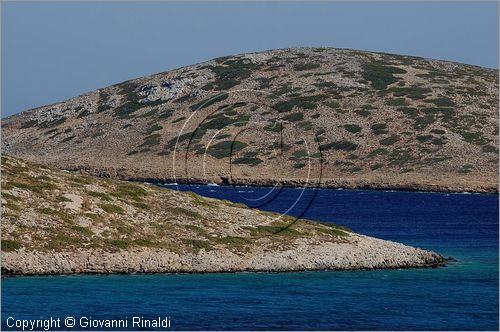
<box><xmin>1</xmin><ymin>48</ymin><xmax>498</xmax><ymax>194</ymax></box>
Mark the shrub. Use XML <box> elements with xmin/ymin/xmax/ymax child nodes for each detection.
<box><xmin>112</xmin><ymin>183</ymin><xmax>147</xmax><ymax>202</ymax></box>
<box><xmin>273</xmin><ymin>95</ymin><xmax>325</xmax><ymax>113</ymax></box>
<box><xmin>21</xmin><ymin>119</ymin><xmax>38</xmax><ymax>128</ymax></box>
<box><xmin>182</xmin><ymin>239</ymin><xmax>213</xmax><ymax>252</ymax></box>
<box><xmin>380</xmin><ymin>134</ymin><xmax>400</xmax><ymax>145</ymax></box>
<box><xmin>458</xmin><ymin>164</ymin><xmax>473</xmax><ymax>174</ymax></box>
<box><xmin>350</xmin><ymin>166</ymin><xmax>362</xmax><ymax>172</ymax></box>
<box><xmin>371</xmin><ymin>123</ymin><xmax>388</xmax><ymax>135</ymax></box>
<box><xmin>174</xmin><ymin>94</ymin><xmax>194</xmax><ymax>103</ymax></box>
<box><xmin>386</xmin><ymin>98</ymin><xmax>408</xmax><ymax>106</ymax></box>
<box><xmin>207</xmin><ymin>140</ymin><xmax>248</xmax><ymax>159</ymax></box>
<box><xmin>189</xmin><ymin>93</ymin><xmax>229</xmax><ymax>111</ymax></box>
<box><xmin>293</xmin><ymin>162</ymin><xmax>306</xmax><ymax>169</ymax></box>
<box><xmin>414</xmin><ymin>115</ymin><xmax>436</xmax><ymax>130</ymax></box>
<box><xmin>416</xmin><ymin>135</ymin><xmax>434</xmax><ymax>143</ymax></box>
<box><xmin>61</xmin><ymin>135</ymin><xmax>75</xmax><ymax>142</ymax></box>
<box><xmin>108</xmin><ymin>239</ymin><xmax>132</xmax><ymax>249</ymax></box>
<box><xmin>431</xmin><ymin>137</ymin><xmax>447</xmax><ymax>145</ymax></box>
<box><xmin>430</xmin><ymin>128</ymin><xmax>446</xmax><ymax>135</ymax></box>
<box><xmin>282</xmin><ymin>112</ymin><xmax>304</xmax><ymax>122</ymax></box>
<box><xmin>99</xmin><ymin>203</ymin><xmax>125</xmax><ymax>214</ymax></box>
<box><xmin>426</xmin><ymin>97</ymin><xmax>455</xmax><ymax>107</ymax></box>
<box><xmin>1</xmin><ymin>240</ymin><xmax>22</xmax><ymax>252</ymax></box>
<box><xmin>140</xmin><ymin>133</ymin><xmax>161</xmax><ymax>147</ymax></box>
<box><xmin>396</xmin><ymin>107</ymin><xmax>419</xmax><ymax>118</ymax></box>
<box><xmin>87</xmin><ymin>191</ymin><xmax>112</xmax><ymax>201</ymax></box>
<box><xmin>344</xmin><ymin>124</ymin><xmax>362</xmax><ymax>133</ymax></box>
<box><xmin>482</xmin><ymin>144</ymin><xmax>498</xmax><ymax>153</ymax></box>
<box><xmin>200</xmin><ymin>115</ymin><xmax>237</xmax><ymax>130</ymax></box>
<box><xmin>145</xmin><ymin>124</ymin><xmax>162</xmax><ymax>134</ymax></box>
<box><xmin>293</xmin><ymin>150</ymin><xmax>308</xmax><ymax>158</ymax></box>
<box><xmin>388</xmin><ymin>86</ymin><xmax>431</xmax><ymax>100</ymax></box>
<box><xmin>320</xmin><ymin>140</ymin><xmax>358</xmax><ymax>152</ymax></box>
<box><xmin>172</xmin><ymin>116</ymin><xmax>186</xmax><ymax>123</ymax></box>
<box><xmin>422</xmin><ymin>107</ymin><xmax>456</xmax><ymax>123</ymax></box>
<box><xmin>39</xmin><ymin>118</ymin><xmax>66</xmax><ymax>128</ymax></box>
<box><xmin>362</xmin><ymin>61</ymin><xmax>406</xmax><ymax>90</ymax></box>
<box><xmin>9</xmin><ymin>179</ymin><xmax>57</xmax><ymax>193</ymax></box>
<box><xmin>77</xmin><ymin>110</ymin><xmax>91</xmax><ymax>118</ymax></box>
<box><xmin>355</xmin><ymin>109</ymin><xmax>371</xmax><ymax>117</ymax></box>
<box><xmin>460</xmin><ymin>131</ymin><xmax>488</xmax><ymax>145</ymax></box>
<box><xmin>170</xmin><ymin>207</ymin><xmax>201</xmax><ymax>219</ymax></box>
<box><xmin>298</xmin><ymin>121</ymin><xmax>313</xmax><ymax>130</ymax></box>
<box><xmin>325</xmin><ymin>100</ymin><xmax>341</xmax><ymax>109</ymax></box>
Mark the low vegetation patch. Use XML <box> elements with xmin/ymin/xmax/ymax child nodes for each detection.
<box><xmin>189</xmin><ymin>93</ymin><xmax>229</xmax><ymax>111</ymax></box>
<box><xmin>99</xmin><ymin>203</ymin><xmax>125</xmax><ymax>214</ymax></box>
<box><xmin>207</xmin><ymin>140</ymin><xmax>248</xmax><ymax>159</ymax></box>
<box><xmin>320</xmin><ymin>140</ymin><xmax>358</xmax><ymax>152</ymax></box>
<box><xmin>371</xmin><ymin>123</ymin><xmax>388</xmax><ymax>135</ymax></box>
<box><xmin>293</xmin><ymin>63</ymin><xmax>321</xmax><ymax>71</ymax></box>
<box><xmin>1</xmin><ymin>240</ymin><xmax>22</xmax><ymax>252</ymax></box>
<box><xmin>379</xmin><ymin>134</ymin><xmax>400</xmax><ymax>145</ymax></box>
<box><xmin>282</xmin><ymin>112</ymin><xmax>304</xmax><ymax>122</ymax></box>
<box><xmin>343</xmin><ymin>124</ymin><xmax>362</xmax><ymax>133</ymax></box>
<box><xmin>362</xmin><ymin>61</ymin><xmax>406</xmax><ymax>90</ymax></box>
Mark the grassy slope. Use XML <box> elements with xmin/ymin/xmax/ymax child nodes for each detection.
<box><xmin>1</xmin><ymin>155</ymin><xmax>351</xmax><ymax>254</ymax></box>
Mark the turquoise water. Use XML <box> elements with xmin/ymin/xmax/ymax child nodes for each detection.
<box><xmin>2</xmin><ymin>187</ymin><xmax>498</xmax><ymax>330</ymax></box>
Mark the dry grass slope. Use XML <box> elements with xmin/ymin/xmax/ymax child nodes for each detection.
<box><xmin>1</xmin><ymin>155</ymin><xmax>351</xmax><ymax>254</ymax></box>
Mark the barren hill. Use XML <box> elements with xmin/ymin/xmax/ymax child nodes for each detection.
<box><xmin>1</xmin><ymin>155</ymin><xmax>444</xmax><ymax>275</ymax></box>
<box><xmin>2</xmin><ymin>48</ymin><xmax>498</xmax><ymax>192</ymax></box>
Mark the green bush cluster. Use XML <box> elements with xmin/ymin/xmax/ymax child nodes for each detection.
<box><xmin>380</xmin><ymin>134</ymin><xmax>401</xmax><ymax>145</ymax></box>
<box><xmin>362</xmin><ymin>61</ymin><xmax>406</xmax><ymax>90</ymax></box>
<box><xmin>320</xmin><ymin>140</ymin><xmax>358</xmax><ymax>152</ymax></box>
<box><xmin>190</xmin><ymin>93</ymin><xmax>229</xmax><ymax>111</ymax></box>
<box><xmin>343</xmin><ymin>124</ymin><xmax>362</xmax><ymax>133</ymax></box>
<box><xmin>1</xmin><ymin>240</ymin><xmax>22</xmax><ymax>252</ymax></box>
<box><xmin>273</xmin><ymin>95</ymin><xmax>326</xmax><ymax>113</ymax></box>
<box><xmin>282</xmin><ymin>112</ymin><xmax>304</xmax><ymax>122</ymax></box>
<box><xmin>207</xmin><ymin>140</ymin><xmax>248</xmax><ymax>159</ymax></box>
<box><xmin>371</xmin><ymin>123</ymin><xmax>388</xmax><ymax>135</ymax></box>
<box><xmin>388</xmin><ymin>86</ymin><xmax>431</xmax><ymax>100</ymax></box>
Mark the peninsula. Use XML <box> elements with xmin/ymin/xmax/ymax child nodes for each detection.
<box><xmin>1</xmin><ymin>155</ymin><xmax>445</xmax><ymax>275</ymax></box>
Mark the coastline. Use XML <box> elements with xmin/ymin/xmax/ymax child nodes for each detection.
<box><xmin>2</xmin><ymin>235</ymin><xmax>446</xmax><ymax>277</ymax></box>
<box><xmin>99</xmin><ymin>174</ymin><xmax>499</xmax><ymax>194</ymax></box>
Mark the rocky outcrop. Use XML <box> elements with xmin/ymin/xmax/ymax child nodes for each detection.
<box><xmin>2</xmin><ymin>235</ymin><xmax>445</xmax><ymax>276</ymax></box>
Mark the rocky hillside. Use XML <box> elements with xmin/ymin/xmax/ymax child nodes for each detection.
<box><xmin>1</xmin><ymin>155</ymin><xmax>444</xmax><ymax>275</ymax></box>
<box><xmin>2</xmin><ymin>48</ymin><xmax>498</xmax><ymax>192</ymax></box>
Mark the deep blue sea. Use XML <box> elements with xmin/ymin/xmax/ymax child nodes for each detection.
<box><xmin>2</xmin><ymin>185</ymin><xmax>498</xmax><ymax>330</ymax></box>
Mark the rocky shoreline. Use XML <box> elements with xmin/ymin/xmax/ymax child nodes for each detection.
<box><xmin>61</xmin><ymin>166</ymin><xmax>498</xmax><ymax>194</ymax></box>
<box><xmin>2</xmin><ymin>234</ymin><xmax>446</xmax><ymax>276</ymax></box>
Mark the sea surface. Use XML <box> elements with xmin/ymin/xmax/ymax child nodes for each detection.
<box><xmin>2</xmin><ymin>185</ymin><xmax>498</xmax><ymax>330</ymax></box>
